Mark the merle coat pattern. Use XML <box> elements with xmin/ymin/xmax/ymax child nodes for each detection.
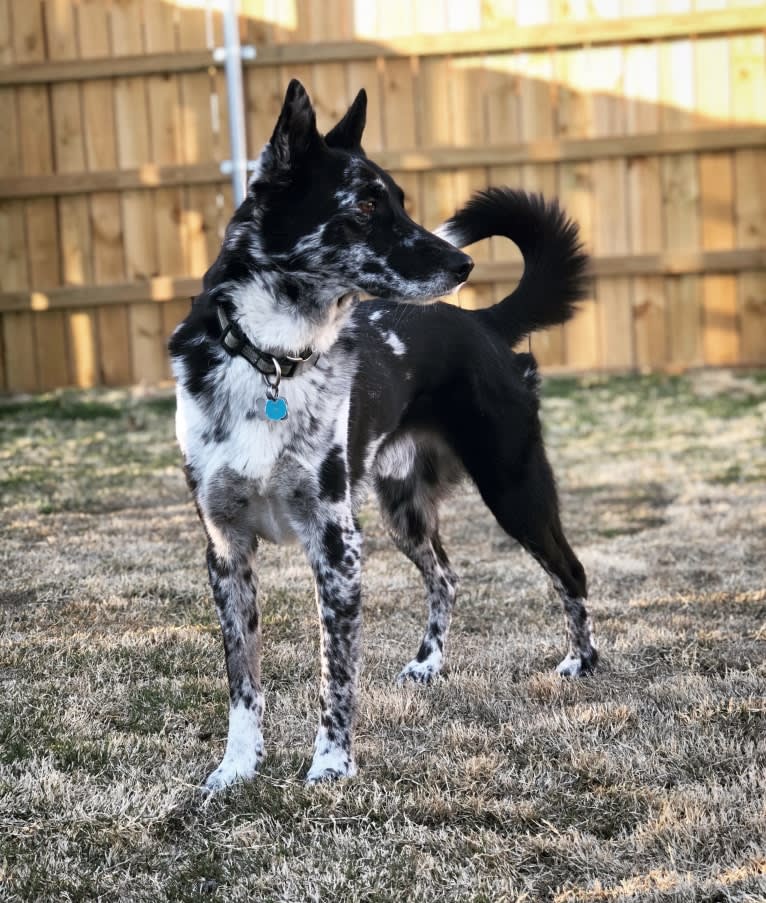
<box><xmin>169</xmin><ymin>80</ymin><xmax>597</xmax><ymax>791</ymax></box>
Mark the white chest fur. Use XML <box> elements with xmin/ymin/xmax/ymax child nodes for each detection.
<box><xmin>174</xmin><ymin>351</ymin><xmax>352</xmax><ymax>546</ymax></box>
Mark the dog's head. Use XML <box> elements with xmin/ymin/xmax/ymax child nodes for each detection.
<box><xmin>237</xmin><ymin>79</ymin><xmax>473</xmax><ymax>305</ymax></box>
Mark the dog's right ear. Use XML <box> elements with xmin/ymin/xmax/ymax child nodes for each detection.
<box><xmin>269</xmin><ymin>79</ymin><xmax>320</xmax><ymax>166</ymax></box>
<box><xmin>325</xmin><ymin>89</ymin><xmax>367</xmax><ymax>152</ymax></box>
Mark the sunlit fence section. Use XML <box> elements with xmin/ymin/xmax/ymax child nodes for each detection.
<box><xmin>0</xmin><ymin>0</ymin><xmax>764</xmax><ymax>391</ymax></box>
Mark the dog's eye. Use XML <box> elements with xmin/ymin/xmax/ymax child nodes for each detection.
<box><xmin>357</xmin><ymin>199</ymin><xmax>376</xmax><ymax>216</ymax></box>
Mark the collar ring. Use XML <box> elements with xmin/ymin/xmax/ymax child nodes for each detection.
<box><xmin>265</xmin><ymin>356</ymin><xmax>282</xmax><ymax>400</ymax></box>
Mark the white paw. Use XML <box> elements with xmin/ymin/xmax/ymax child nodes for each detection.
<box><xmin>556</xmin><ymin>653</ymin><xmax>584</xmax><ymax>678</ymax></box>
<box><xmin>305</xmin><ymin>745</ymin><xmax>356</xmax><ymax>785</ymax></box>
<box><xmin>556</xmin><ymin>646</ymin><xmax>598</xmax><ymax>678</ymax></box>
<box><xmin>396</xmin><ymin>651</ymin><xmax>443</xmax><ymax>686</ymax></box>
<box><xmin>201</xmin><ymin>702</ymin><xmax>265</xmax><ymax>795</ymax></box>
<box><xmin>202</xmin><ymin>751</ymin><xmax>262</xmax><ymax>795</ymax></box>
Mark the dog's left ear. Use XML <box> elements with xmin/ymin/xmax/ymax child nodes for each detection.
<box><xmin>270</xmin><ymin>79</ymin><xmax>321</xmax><ymax>166</ymax></box>
<box><xmin>325</xmin><ymin>89</ymin><xmax>367</xmax><ymax>152</ymax></box>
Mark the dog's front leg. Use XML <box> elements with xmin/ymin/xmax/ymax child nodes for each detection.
<box><xmin>203</xmin><ymin>538</ymin><xmax>265</xmax><ymax>794</ymax></box>
<box><xmin>303</xmin><ymin>512</ymin><xmax>362</xmax><ymax>784</ymax></box>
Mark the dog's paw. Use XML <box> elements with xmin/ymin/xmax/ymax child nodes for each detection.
<box><xmin>396</xmin><ymin>652</ymin><xmax>443</xmax><ymax>686</ymax></box>
<box><xmin>201</xmin><ymin>750</ymin><xmax>263</xmax><ymax>796</ymax></box>
<box><xmin>556</xmin><ymin>648</ymin><xmax>598</xmax><ymax>678</ymax></box>
<box><xmin>305</xmin><ymin>746</ymin><xmax>356</xmax><ymax>785</ymax></box>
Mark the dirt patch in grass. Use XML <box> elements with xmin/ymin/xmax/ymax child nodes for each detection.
<box><xmin>1</xmin><ymin>371</ymin><xmax>765</xmax><ymax>901</ymax></box>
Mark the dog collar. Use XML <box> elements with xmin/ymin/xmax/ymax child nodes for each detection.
<box><xmin>216</xmin><ymin>306</ymin><xmax>319</xmax><ymax>379</ymax></box>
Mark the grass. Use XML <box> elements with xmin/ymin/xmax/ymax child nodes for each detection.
<box><xmin>1</xmin><ymin>370</ymin><xmax>765</xmax><ymax>902</ymax></box>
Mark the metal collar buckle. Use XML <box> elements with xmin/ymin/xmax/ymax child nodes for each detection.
<box><xmin>264</xmin><ymin>357</ymin><xmax>281</xmax><ymax>399</ymax></box>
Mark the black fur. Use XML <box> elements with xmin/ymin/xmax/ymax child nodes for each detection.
<box><xmin>169</xmin><ymin>80</ymin><xmax>597</xmax><ymax>791</ymax></box>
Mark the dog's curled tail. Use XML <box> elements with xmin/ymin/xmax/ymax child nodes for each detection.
<box><xmin>437</xmin><ymin>188</ymin><xmax>590</xmax><ymax>346</ymax></box>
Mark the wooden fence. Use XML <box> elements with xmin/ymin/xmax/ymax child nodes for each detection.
<box><xmin>1</xmin><ymin>0</ymin><xmax>764</xmax><ymax>392</ymax></box>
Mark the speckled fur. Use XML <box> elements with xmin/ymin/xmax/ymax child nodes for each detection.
<box><xmin>169</xmin><ymin>80</ymin><xmax>597</xmax><ymax>791</ymax></box>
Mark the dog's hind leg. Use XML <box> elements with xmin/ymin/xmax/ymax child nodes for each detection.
<box><xmin>464</xmin><ymin>437</ymin><xmax>597</xmax><ymax>678</ymax></box>
<box><xmin>375</xmin><ymin>439</ymin><xmax>459</xmax><ymax>685</ymax></box>
<box><xmin>203</xmin><ymin>536</ymin><xmax>265</xmax><ymax>793</ymax></box>
<box><xmin>543</xmin><ymin>522</ymin><xmax>598</xmax><ymax>677</ymax></box>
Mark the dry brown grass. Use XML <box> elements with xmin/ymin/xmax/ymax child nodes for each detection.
<box><xmin>1</xmin><ymin>370</ymin><xmax>765</xmax><ymax>902</ymax></box>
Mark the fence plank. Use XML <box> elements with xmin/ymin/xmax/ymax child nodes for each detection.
<box><xmin>703</xmin><ymin>273</ymin><xmax>739</xmax><ymax>365</ymax></box>
<box><xmin>175</xmin><ymin>7</ymin><xmax>221</xmax><ymax>381</ymax></box>
<box><xmin>0</xmin><ymin>1</ymin><xmax>11</xmax><ymax>67</ymax></box>
<box><xmin>33</xmin><ymin>310</ymin><xmax>73</xmax><ymax>390</ymax></box>
<box><xmin>518</xmin><ymin>11</ymin><xmax>565</xmax><ymax>364</ymax></box>
<box><xmin>449</xmin><ymin>48</ymin><xmax>491</xmax><ymax>312</ymax></box>
<box><xmin>554</xmin><ymin>6</ymin><xmax>599</xmax><ymax>371</ymax></box>
<box><xmin>112</xmin><ymin>0</ymin><xmax>164</xmax><ymax>386</ymax></box>
<box><xmin>244</xmin><ymin>65</ymin><xmax>282</xmax><ymax>154</ymax></box>
<box><xmin>738</xmin><ymin>272</ymin><xmax>766</xmax><ymax>364</ymax></box>
<box><xmin>629</xmin><ymin>149</ymin><xmax>667</xmax><ymax>370</ymax></box>
<box><xmin>0</xmin><ymin>64</ymin><xmax>31</xmax><ymax>394</ymax></box>
<box><xmin>699</xmin><ymin>153</ymin><xmax>735</xmax><ymax>251</ymax></box>
<box><xmin>3</xmin><ymin>312</ymin><xmax>39</xmax><ymax>392</ymax></box>
<box><xmin>667</xmin><ymin>275</ymin><xmax>702</xmax><ymax>368</ymax></box>
<box><xmin>659</xmin><ymin>2</ymin><xmax>703</xmax><ymax>369</ymax></box>
<box><xmin>733</xmin><ymin>155</ymin><xmax>766</xmax><ymax>251</ymax></box>
<box><xmin>347</xmin><ymin>58</ymin><xmax>384</xmax><ymax>152</ymax></box>
<box><xmin>79</xmin><ymin>0</ymin><xmax>130</xmax><ymax>387</ymax></box>
<box><xmin>732</xmin><ymin>22</ymin><xmax>766</xmax><ymax>370</ymax></box>
<box><xmin>97</xmin><ymin>306</ymin><xmax>133</xmax><ymax>387</ymax></box>
<box><xmin>0</xmin><ymin>6</ymin><xmax>25</xmax><ymax>394</ymax></box>
<box><xmin>695</xmin><ymin>9</ymin><xmax>739</xmax><ymax>370</ymax></box>
<box><xmin>2</xmin><ymin>30</ymin><xmax>39</xmax><ymax>406</ymax></box>
<box><xmin>48</xmin><ymin>0</ymin><xmax>98</xmax><ymax>390</ymax></box>
<box><xmin>311</xmin><ymin>60</ymin><xmax>350</xmax><ymax>134</ymax></box>
<box><xmin>0</xmin><ymin>202</ymin><xmax>27</xmax><ymax>292</ymax></box>
<box><xmin>625</xmin><ymin>0</ymin><xmax>666</xmax><ymax>370</ymax></box>
<box><xmin>591</xmin><ymin>35</ymin><xmax>634</xmax><ymax>372</ymax></box>
<box><xmin>17</xmin><ymin>14</ymin><xmax>67</xmax><ymax>391</ymax></box>
<box><xmin>381</xmin><ymin>57</ymin><xmax>417</xmax><ymax>150</ymax></box>
<box><xmin>146</xmin><ymin>0</ymin><xmax>185</xmax><ymax>383</ymax></box>
<box><xmin>67</xmin><ymin>308</ymin><xmax>98</xmax><ymax>388</ymax></box>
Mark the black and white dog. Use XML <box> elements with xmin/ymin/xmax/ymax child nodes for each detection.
<box><xmin>169</xmin><ymin>80</ymin><xmax>597</xmax><ymax>791</ymax></box>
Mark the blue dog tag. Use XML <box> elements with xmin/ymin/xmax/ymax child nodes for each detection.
<box><xmin>264</xmin><ymin>397</ymin><xmax>288</xmax><ymax>421</ymax></box>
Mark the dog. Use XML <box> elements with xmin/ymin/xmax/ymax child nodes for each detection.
<box><xmin>169</xmin><ymin>79</ymin><xmax>597</xmax><ymax>792</ymax></box>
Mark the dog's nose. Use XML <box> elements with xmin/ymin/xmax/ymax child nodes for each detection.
<box><xmin>454</xmin><ymin>256</ymin><xmax>473</xmax><ymax>283</ymax></box>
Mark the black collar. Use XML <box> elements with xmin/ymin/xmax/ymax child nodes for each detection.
<box><xmin>216</xmin><ymin>306</ymin><xmax>319</xmax><ymax>379</ymax></box>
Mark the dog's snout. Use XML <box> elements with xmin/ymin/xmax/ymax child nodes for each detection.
<box><xmin>453</xmin><ymin>255</ymin><xmax>473</xmax><ymax>283</ymax></box>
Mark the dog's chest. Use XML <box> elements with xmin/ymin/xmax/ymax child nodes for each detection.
<box><xmin>202</xmin><ymin>424</ymin><xmax>302</xmax><ymax>545</ymax></box>
<box><xmin>177</xmin><ymin>355</ymin><xmax>351</xmax><ymax>545</ymax></box>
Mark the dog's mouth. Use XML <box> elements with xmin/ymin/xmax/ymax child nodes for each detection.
<box><xmin>399</xmin><ymin>294</ymin><xmax>449</xmax><ymax>306</ymax></box>
<box><xmin>387</xmin><ymin>279</ymin><xmax>468</xmax><ymax>306</ymax></box>
<box><xmin>355</xmin><ymin>270</ymin><xmax>471</xmax><ymax>306</ymax></box>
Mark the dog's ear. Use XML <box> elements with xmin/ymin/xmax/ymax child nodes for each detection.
<box><xmin>325</xmin><ymin>88</ymin><xmax>367</xmax><ymax>152</ymax></box>
<box><xmin>270</xmin><ymin>79</ymin><xmax>320</xmax><ymax>165</ymax></box>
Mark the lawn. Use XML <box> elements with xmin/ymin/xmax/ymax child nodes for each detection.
<box><xmin>1</xmin><ymin>370</ymin><xmax>765</xmax><ymax>902</ymax></box>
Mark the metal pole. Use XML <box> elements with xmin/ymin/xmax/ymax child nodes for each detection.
<box><xmin>220</xmin><ymin>0</ymin><xmax>249</xmax><ymax>208</ymax></box>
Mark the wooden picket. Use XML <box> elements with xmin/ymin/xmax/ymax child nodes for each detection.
<box><xmin>0</xmin><ymin>0</ymin><xmax>764</xmax><ymax>391</ymax></box>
